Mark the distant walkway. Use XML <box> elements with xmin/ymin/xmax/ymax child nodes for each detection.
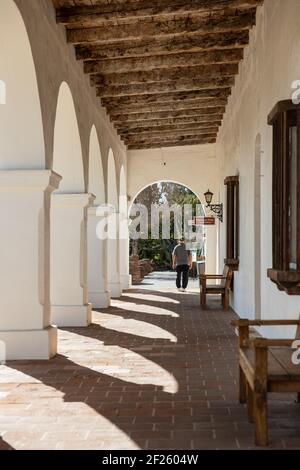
<box><xmin>138</xmin><ymin>270</ymin><xmax>199</xmax><ymax>291</ymax></box>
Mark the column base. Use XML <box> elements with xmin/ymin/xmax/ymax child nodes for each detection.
<box><xmin>120</xmin><ymin>274</ymin><xmax>132</xmax><ymax>290</ymax></box>
<box><xmin>0</xmin><ymin>326</ymin><xmax>57</xmax><ymax>361</ymax></box>
<box><xmin>108</xmin><ymin>282</ymin><xmax>123</xmax><ymax>298</ymax></box>
<box><xmin>51</xmin><ymin>304</ymin><xmax>92</xmax><ymax>327</ymax></box>
<box><xmin>89</xmin><ymin>290</ymin><xmax>111</xmax><ymax>308</ymax></box>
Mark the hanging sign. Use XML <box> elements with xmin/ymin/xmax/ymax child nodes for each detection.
<box><xmin>191</xmin><ymin>216</ymin><xmax>216</xmax><ymax>226</ymax></box>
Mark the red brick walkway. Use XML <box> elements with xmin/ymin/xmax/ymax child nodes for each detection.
<box><xmin>1</xmin><ymin>288</ymin><xmax>300</xmax><ymax>450</ymax></box>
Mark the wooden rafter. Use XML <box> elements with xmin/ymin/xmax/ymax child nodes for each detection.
<box><xmin>52</xmin><ymin>0</ymin><xmax>263</xmax><ymax>149</ymax></box>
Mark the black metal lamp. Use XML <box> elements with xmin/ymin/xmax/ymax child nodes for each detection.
<box><xmin>204</xmin><ymin>189</ymin><xmax>223</xmax><ymax>222</ymax></box>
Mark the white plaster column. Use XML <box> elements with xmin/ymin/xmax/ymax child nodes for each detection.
<box><xmin>107</xmin><ymin>210</ymin><xmax>122</xmax><ymax>298</ymax></box>
<box><xmin>206</xmin><ymin>225</ymin><xmax>218</xmax><ymax>273</ymax></box>
<box><xmin>87</xmin><ymin>206</ymin><xmax>110</xmax><ymax>308</ymax></box>
<box><xmin>50</xmin><ymin>193</ymin><xmax>94</xmax><ymax>327</ymax></box>
<box><xmin>0</xmin><ymin>170</ymin><xmax>60</xmax><ymax>360</ymax></box>
<box><xmin>119</xmin><ymin>216</ymin><xmax>132</xmax><ymax>290</ymax></box>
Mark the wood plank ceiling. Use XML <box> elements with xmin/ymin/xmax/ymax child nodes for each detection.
<box><xmin>52</xmin><ymin>0</ymin><xmax>263</xmax><ymax>149</ymax></box>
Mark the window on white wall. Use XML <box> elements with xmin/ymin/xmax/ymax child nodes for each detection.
<box><xmin>267</xmin><ymin>100</ymin><xmax>300</xmax><ymax>294</ymax></box>
<box><xmin>224</xmin><ymin>175</ymin><xmax>239</xmax><ymax>271</ymax></box>
<box><xmin>0</xmin><ymin>80</ymin><xmax>6</xmax><ymax>104</ymax></box>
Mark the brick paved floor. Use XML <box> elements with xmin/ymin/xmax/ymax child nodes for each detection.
<box><xmin>1</xmin><ymin>276</ymin><xmax>300</xmax><ymax>450</ymax></box>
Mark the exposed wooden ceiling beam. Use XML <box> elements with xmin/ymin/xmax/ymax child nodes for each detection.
<box><xmin>76</xmin><ymin>31</ymin><xmax>249</xmax><ymax>60</ymax></box>
<box><xmin>68</xmin><ymin>11</ymin><xmax>256</xmax><ymax>45</ymax></box>
<box><xmin>114</xmin><ymin>115</ymin><xmax>224</xmax><ymax>129</ymax></box>
<box><xmin>85</xmin><ymin>49</ymin><xmax>243</xmax><ymax>75</ymax></box>
<box><xmin>91</xmin><ymin>63</ymin><xmax>238</xmax><ymax>87</ymax></box>
<box><xmin>111</xmin><ymin>107</ymin><xmax>225</xmax><ymax>123</ymax></box>
<box><xmin>52</xmin><ymin>0</ymin><xmax>262</xmax><ymax>149</ymax></box>
<box><xmin>97</xmin><ymin>78</ymin><xmax>234</xmax><ymax>98</ymax></box>
<box><xmin>127</xmin><ymin>137</ymin><xmax>216</xmax><ymax>150</ymax></box>
<box><xmin>122</xmin><ymin>128</ymin><xmax>219</xmax><ymax>142</ymax></box>
<box><xmin>121</xmin><ymin>127</ymin><xmax>218</xmax><ymax>142</ymax></box>
<box><xmin>118</xmin><ymin>122</ymin><xmax>221</xmax><ymax>135</ymax></box>
<box><xmin>105</xmin><ymin>99</ymin><xmax>227</xmax><ymax>115</ymax></box>
<box><xmin>57</xmin><ymin>1</ymin><xmax>261</xmax><ymax>28</ymax></box>
<box><xmin>101</xmin><ymin>89</ymin><xmax>231</xmax><ymax>107</ymax></box>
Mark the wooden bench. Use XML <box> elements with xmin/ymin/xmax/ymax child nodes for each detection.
<box><xmin>232</xmin><ymin>318</ymin><xmax>300</xmax><ymax>446</ymax></box>
<box><xmin>200</xmin><ymin>265</ymin><xmax>233</xmax><ymax>310</ymax></box>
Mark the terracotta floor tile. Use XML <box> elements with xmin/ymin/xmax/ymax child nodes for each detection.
<box><xmin>0</xmin><ymin>284</ymin><xmax>299</xmax><ymax>449</ymax></box>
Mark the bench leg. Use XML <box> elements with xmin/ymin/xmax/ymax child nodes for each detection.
<box><xmin>253</xmin><ymin>344</ymin><xmax>268</xmax><ymax>446</ymax></box>
<box><xmin>247</xmin><ymin>383</ymin><xmax>254</xmax><ymax>423</ymax></box>
<box><xmin>239</xmin><ymin>366</ymin><xmax>247</xmax><ymax>404</ymax></box>
<box><xmin>254</xmin><ymin>391</ymin><xmax>268</xmax><ymax>446</ymax></box>
<box><xmin>223</xmin><ymin>290</ymin><xmax>229</xmax><ymax>310</ymax></box>
<box><xmin>200</xmin><ymin>290</ymin><xmax>207</xmax><ymax>309</ymax></box>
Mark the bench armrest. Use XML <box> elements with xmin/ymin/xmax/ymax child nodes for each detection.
<box><xmin>231</xmin><ymin>319</ymin><xmax>300</xmax><ymax>348</ymax></box>
<box><xmin>251</xmin><ymin>338</ymin><xmax>295</xmax><ymax>348</ymax></box>
<box><xmin>200</xmin><ymin>275</ymin><xmax>225</xmax><ymax>279</ymax></box>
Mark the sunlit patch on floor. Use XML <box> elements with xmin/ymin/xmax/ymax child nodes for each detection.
<box><xmin>95</xmin><ymin>312</ymin><xmax>177</xmax><ymax>343</ymax></box>
<box><xmin>58</xmin><ymin>330</ymin><xmax>178</xmax><ymax>394</ymax></box>
<box><xmin>0</xmin><ymin>375</ymin><xmax>139</xmax><ymax>450</ymax></box>
<box><xmin>0</xmin><ymin>365</ymin><xmax>41</xmax><ymax>384</ymax></box>
<box><xmin>111</xmin><ymin>300</ymin><xmax>179</xmax><ymax>318</ymax></box>
<box><xmin>122</xmin><ymin>292</ymin><xmax>180</xmax><ymax>304</ymax></box>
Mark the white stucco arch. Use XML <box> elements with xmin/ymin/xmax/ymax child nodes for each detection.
<box><xmin>53</xmin><ymin>82</ymin><xmax>84</xmax><ymax>193</ymax></box>
<box><xmin>87</xmin><ymin>126</ymin><xmax>110</xmax><ymax>307</ymax></box>
<box><xmin>129</xmin><ymin>179</ymin><xmax>205</xmax><ymax>215</ymax></box>
<box><xmin>50</xmin><ymin>82</ymin><xmax>91</xmax><ymax>327</ymax></box>
<box><xmin>107</xmin><ymin>148</ymin><xmax>119</xmax><ymax>208</ymax></box>
<box><xmin>88</xmin><ymin>125</ymin><xmax>105</xmax><ymax>204</ymax></box>
<box><xmin>0</xmin><ymin>0</ymin><xmax>58</xmax><ymax>359</ymax></box>
<box><xmin>119</xmin><ymin>166</ymin><xmax>127</xmax><ymax>207</ymax></box>
<box><xmin>129</xmin><ymin>179</ymin><xmax>218</xmax><ymax>274</ymax></box>
<box><xmin>119</xmin><ymin>166</ymin><xmax>131</xmax><ymax>289</ymax></box>
<box><xmin>0</xmin><ymin>0</ymin><xmax>45</xmax><ymax>169</ymax></box>
<box><xmin>107</xmin><ymin>149</ymin><xmax>122</xmax><ymax>297</ymax></box>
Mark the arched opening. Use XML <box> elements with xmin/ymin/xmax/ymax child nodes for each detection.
<box><xmin>129</xmin><ymin>181</ymin><xmax>206</xmax><ymax>288</ymax></box>
<box><xmin>119</xmin><ymin>166</ymin><xmax>131</xmax><ymax>289</ymax></box>
<box><xmin>0</xmin><ymin>0</ymin><xmax>57</xmax><ymax>359</ymax></box>
<box><xmin>52</xmin><ymin>82</ymin><xmax>84</xmax><ymax>193</ymax></box>
<box><xmin>254</xmin><ymin>134</ymin><xmax>262</xmax><ymax>319</ymax></box>
<box><xmin>50</xmin><ymin>82</ymin><xmax>91</xmax><ymax>327</ymax></box>
<box><xmin>88</xmin><ymin>126</ymin><xmax>105</xmax><ymax>205</ymax></box>
<box><xmin>0</xmin><ymin>0</ymin><xmax>45</xmax><ymax>169</ymax></box>
<box><xmin>87</xmin><ymin>126</ymin><xmax>110</xmax><ymax>307</ymax></box>
<box><xmin>107</xmin><ymin>149</ymin><xmax>122</xmax><ymax>298</ymax></box>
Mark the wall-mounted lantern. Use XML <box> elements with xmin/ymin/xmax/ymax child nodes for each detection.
<box><xmin>204</xmin><ymin>189</ymin><xmax>223</xmax><ymax>222</ymax></box>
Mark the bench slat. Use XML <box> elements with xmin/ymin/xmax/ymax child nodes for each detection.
<box><xmin>269</xmin><ymin>347</ymin><xmax>300</xmax><ymax>379</ymax></box>
<box><xmin>241</xmin><ymin>347</ymin><xmax>289</xmax><ymax>381</ymax></box>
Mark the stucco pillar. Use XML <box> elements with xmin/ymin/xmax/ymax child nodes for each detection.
<box><xmin>87</xmin><ymin>206</ymin><xmax>110</xmax><ymax>308</ymax></box>
<box><xmin>107</xmin><ymin>210</ymin><xmax>122</xmax><ymax>298</ymax></box>
<box><xmin>119</xmin><ymin>218</ymin><xmax>132</xmax><ymax>290</ymax></box>
<box><xmin>50</xmin><ymin>193</ymin><xmax>94</xmax><ymax>327</ymax></box>
<box><xmin>206</xmin><ymin>225</ymin><xmax>218</xmax><ymax>273</ymax></box>
<box><xmin>0</xmin><ymin>170</ymin><xmax>60</xmax><ymax>360</ymax></box>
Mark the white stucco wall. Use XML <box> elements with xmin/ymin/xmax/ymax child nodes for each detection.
<box><xmin>216</xmin><ymin>0</ymin><xmax>300</xmax><ymax>334</ymax></box>
<box><xmin>128</xmin><ymin>144</ymin><xmax>219</xmax><ymax>273</ymax></box>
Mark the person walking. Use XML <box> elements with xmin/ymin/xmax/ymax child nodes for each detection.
<box><xmin>172</xmin><ymin>238</ymin><xmax>192</xmax><ymax>292</ymax></box>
